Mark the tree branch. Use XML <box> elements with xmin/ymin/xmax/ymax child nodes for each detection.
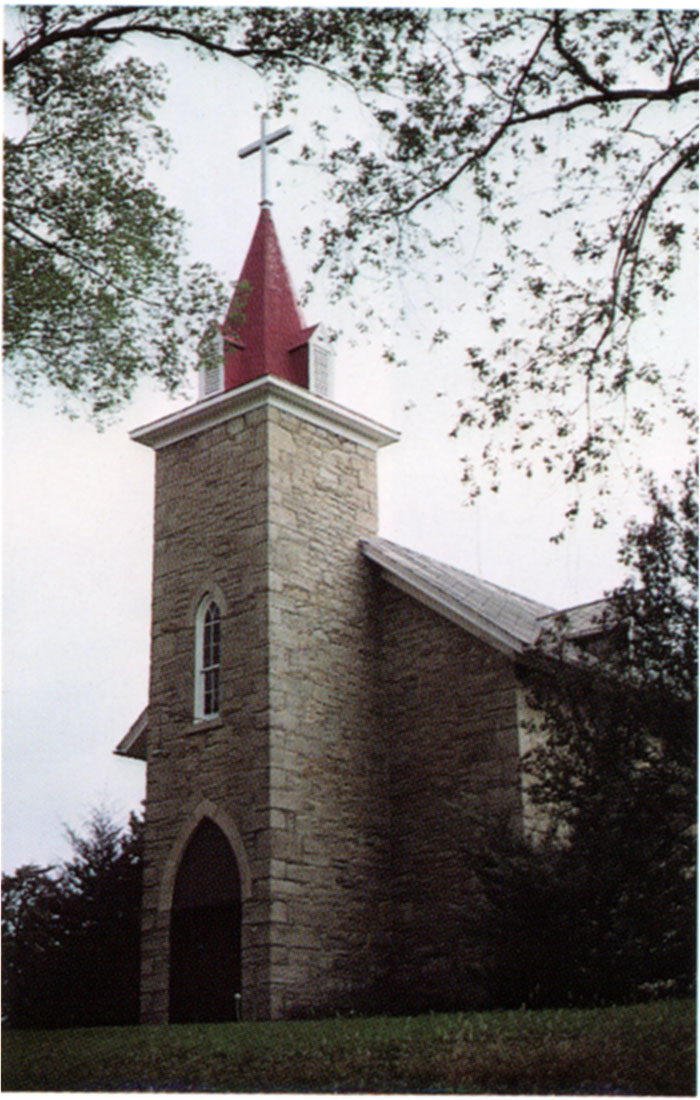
<box><xmin>658</xmin><ymin>11</ymin><xmax>682</xmax><ymax>87</ymax></box>
<box><xmin>387</xmin><ymin>78</ymin><xmax>698</xmax><ymax>220</ymax></box>
<box><xmin>5</xmin><ymin>9</ymin><xmax>334</xmax><ymax>78</ymax></box>
<box><xmin>614</xmin><ymin>124</ymin><xmax>699</xmax><ymax>235</ymax></box>
<box><xmin>586</xmin><ymin>141</ymin><xmax>699</xmax><ymax>374</ymax></box>
<box><xmin>551</xmin><ymin>11</ymin><xmax>608</xmax><ymax>94</ymax></box>
<box><xmin>6</xmin><ymin>7</ymin><xmax>144</xmax><ymax>69</ymax></box>
<box><xmin>5</xmin><ymin>8</ymin><xmax>364</xmax><ymax>107</ymax></box>
<box><xmin>506</xmin><ymin>20</ymin><xmax>555</xmax><ymax>122</ymax></box>
<box><xmin>509</xmin><ymin>78</ymin><xmax>698</xmax><ymax>126</ymax></box>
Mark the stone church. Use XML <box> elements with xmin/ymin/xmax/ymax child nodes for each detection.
<box><xmin>117</xmin><ymin>194</ymin><xmax>603</xmax><ymax>1024</ymax></box>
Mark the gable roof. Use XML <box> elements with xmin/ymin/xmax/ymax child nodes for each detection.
<box><xmin>361</xmin><ymin>536</ymin><xmax>554</xmax><ymax>656</ymax></box>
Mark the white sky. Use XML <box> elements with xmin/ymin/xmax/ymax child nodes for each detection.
<box><xmin>3</xmin><ymin>13</ymin><xmax>697</xmax><ymax>873</ymax></box>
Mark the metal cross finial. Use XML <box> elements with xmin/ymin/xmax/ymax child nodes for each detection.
<box><xmin>238</xmin><ymin>113</ymin><xmax>293</xmax><ymax>207</ymax></box>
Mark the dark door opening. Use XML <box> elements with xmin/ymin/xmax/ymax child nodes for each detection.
<box><xmin>169</xmin><ymin>818</ymin><xmax>242</xmax><ymax>1023</ymax></box>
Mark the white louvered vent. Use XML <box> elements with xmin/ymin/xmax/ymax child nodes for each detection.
<box><xmin>200</xmin><ymin>361</ymin><xmax>223</xmax><ymax>400</ymax></box>
<box><xmin>308</xmin><ymin>326</ymin><xmax>335</xmax><ymax>400</ymax></box>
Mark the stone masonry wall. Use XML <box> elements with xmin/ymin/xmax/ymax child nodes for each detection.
<box><xmin>141</xmin><ymin>407</ymin><xmax>273</xmax><ymax>1023</ymax></box>
<box><xmin>140</xmin><ymin>397</ymin><xmax>390</xmax><ymax>1022</ymax></box>
<box><xmin>376</xmin><ymin>582</ymin><xmax>524</xmax><ymax>1012</ymax></box>
<box><xmin>264</xmin><ymin>406</ymin><xmax>390</xmax><ymax>1018</ymax></box>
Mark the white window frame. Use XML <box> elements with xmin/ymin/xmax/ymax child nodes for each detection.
<box><xmin>194</xmin><ymin>597</ymin><xmax>221</xmax><ymax>719</ymax></box>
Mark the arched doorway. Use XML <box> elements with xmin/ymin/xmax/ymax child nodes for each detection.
<box><xmin>169</xmin><ymin>817</ymin><xmax>242</xmax><ymax>1023</ymax></box>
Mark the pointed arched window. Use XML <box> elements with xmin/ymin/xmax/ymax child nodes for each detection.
<box><xmin>195</xmin><ymin>598</ymin><xmax>221</xmax><ymax>719</ymax></box>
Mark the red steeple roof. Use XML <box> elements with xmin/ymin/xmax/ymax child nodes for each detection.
<box><xmin>221</xmin><ymin>206</ymin><xmax>315</xmax><ymax>391</ymax></box>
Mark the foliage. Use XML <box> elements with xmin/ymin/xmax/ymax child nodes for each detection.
<box><xmin>526</xmin><ymin>459</ymin><xmax>697</xmax><ymax>837</ymax></box>
<box><xmin>3</xmin><ymin>7</ymin><xmax>239</xmax><ymax>419</ymax></box>
<box><xmin>2</xmin><ymin>808</ymin><xmax>143</xmax><ymax>1029</ymax></box>
<box><xmin>2</xmin><ymin>999</ymin><xmax>694</xmax><ymax>1094</ymax></box>
<box><xmin>5</xmin><ymin>9</ymin><xmax>697</xmax><ymax>509</ymax></box>
<box><xmin>613</xmin><ymin>458</ymin><xmax>698</xmax><ymax>705</ymax></box>
<box><xmin>466</xmin><ymin>820</ymin><xmax>694</xmax><ymax>1010</ymax></box>
<box><xmin>3</xmin><ymin>6</ymin><xmax>422</xmax><ymax>420</ymax></box>
<box><xmin>469</xmin><ymin>462</ymin><xmax>697</xmax><ymax>1007</ymax></box>
<box><xmin>276</xmin><ymin>8</ymin><xmax>698</xmax><ymax>507</ymax></box>
<box><xmin>1</xmin><ymin>864</ymin><xmax>67</xmax><ymax>1028</ymax></box>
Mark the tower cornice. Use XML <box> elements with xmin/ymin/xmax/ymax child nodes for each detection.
<box><xmin>130</xmin><ymin>375</ymin><xmax>400</xmax><ymax>452</ymax></box>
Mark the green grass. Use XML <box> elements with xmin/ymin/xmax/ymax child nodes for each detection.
<box><xmin>2</xmin><ymin>998</ymin><xmax>695</xmax><ymax>1094</ymax></box>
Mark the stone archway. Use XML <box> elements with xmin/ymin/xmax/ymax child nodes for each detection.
<box><xmin>169</xmin><ymin>817</ymin><xmax>242</xmax><ymax>1023</ymax></box>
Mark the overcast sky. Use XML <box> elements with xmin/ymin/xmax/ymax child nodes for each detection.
<box><xmin>3</xmin><ymin>10</ymin><xmax>697</xmax><ymax>874</ymax></box>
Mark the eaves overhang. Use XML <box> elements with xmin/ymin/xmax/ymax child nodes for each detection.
<box><xmin>115</xmin><ymin>707</ymin><xmax>148</xmax><ymax>761</ymax></box>
<box><xmin>130</xmin><ymin>375</ymin><xmax>400</xmax><ymax>453</ymax></box>
<box><xmin>362</xmin><ymin>538</ymin><xmax>530</xmax><ymax>658</ymax></box>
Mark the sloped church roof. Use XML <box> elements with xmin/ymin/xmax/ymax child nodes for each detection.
<box><xmin>361</xmin><ymin>537</ymin><xmax>610</xmax><ymax>658</ymax></box>
<box><xmin>361</xmin><ymin>537</ymin><xmax>554</xmax><ymax>656</ymax></box>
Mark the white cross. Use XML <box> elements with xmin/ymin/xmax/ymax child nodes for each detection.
<box><xmin>238</xmin><ymin>113</ymin><xmax>293</xmax><ymax>207</ymax></box>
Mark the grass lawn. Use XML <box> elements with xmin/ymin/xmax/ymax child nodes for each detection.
<box><xmin>2</xmin><ymin>997</ymin><xmax>695</xmax><ymax>1094</ymax></box>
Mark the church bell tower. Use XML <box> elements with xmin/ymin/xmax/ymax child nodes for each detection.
<box><xmin>117</xmin><ymin>119</ymin><xmax>399</xmax><ymax>1022</ymax></box>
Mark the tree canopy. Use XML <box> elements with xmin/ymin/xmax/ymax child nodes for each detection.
<box><xmin>526</xmin><ymin>458</ymin><xmax>697</xmax><ymax>834</ymax></box>
<box><xmin>523</xmin><ymin>460</ymin><xmax>696</xmax><ymax>1002</ymax></box>
<box><xmin>4</xmin><ymin>7</ymin><xmax>697</xmax><ymax>506</ymax></box>
<box><xmin>286</xmin><ymin>8</ymin><xmax>698</xmax><ymax>510</ymax></box>
<box><xmin>2</xmin><ymin>808</ymin><xmax>143</xmax><ymax>1028</ymax></box>
<box><xmin>4</xmin><ymin>6</ymin><xmax>236</xmax><ymax>418</ymax></box>
<box><xmin>464</xmin><ymin>459</ymin><xmax>697</xmax><ymax>1008</ymax></box>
